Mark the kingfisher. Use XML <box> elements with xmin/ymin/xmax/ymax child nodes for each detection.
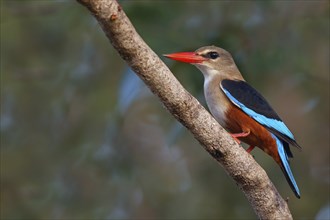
<box><xmin>164</xmin><ymin>46</ymin><xmax>301</xmax><ymax>198</ymax></box>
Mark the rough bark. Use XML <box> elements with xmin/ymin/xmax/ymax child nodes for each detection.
<box><xmin>76</xmin><ymin>0</ymin><xmax>293</xmax><ymax>219</ymax></box>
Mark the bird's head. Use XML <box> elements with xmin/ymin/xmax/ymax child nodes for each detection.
<box><xmin>164</xmin><ymin>45</ymin><xmax>243</xmax><ymax>80</ymax></box>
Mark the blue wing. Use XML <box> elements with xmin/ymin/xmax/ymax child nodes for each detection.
<box><xmin>220</xmin><ymin>79</ymin><xmax>301</xmax><ymax>150</ymax></box>
<box><xmin>273</xmin><ymin>134</ymin><xmax>301</xmax><ymax>198</ymax></box>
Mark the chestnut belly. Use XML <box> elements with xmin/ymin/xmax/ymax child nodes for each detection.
<box><xmin>224</xmin><ymin>105</ymin><xmax>280</xmax><ymax>163</ymax></box>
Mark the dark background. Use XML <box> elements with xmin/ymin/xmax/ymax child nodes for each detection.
<box><xmin>1</xmin><ymin>1</ymin><xmax>329</xmax><ymax>219</ymax></box>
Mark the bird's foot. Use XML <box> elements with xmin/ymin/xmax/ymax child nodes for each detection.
<box><xmin>246</xmin><ymin>145</ymin><xmax>255</xmax><ymax>153</ymax></box>
<box><xmin>230</xmin><ymin>135</ymin><xmax>241</xmax><ymax>144</ymax></box>
<box><xmin>230</xmin><ymin>131</ymin><xmax>250</xmax><ymax>145</ymax></box>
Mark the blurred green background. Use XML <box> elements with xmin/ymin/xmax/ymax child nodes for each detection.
<box><xmin>1</xmin><ymin>0</ymin><xmax>329</xmax><ymax>219</ymax></box>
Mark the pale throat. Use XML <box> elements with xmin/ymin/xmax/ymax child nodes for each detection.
<box><xmin>193</xmin><ymin>64</ymin><xmax>243</xmax><ymax>127</ymax></box>
<box><xmin>197</xmin><ymin>67</ymin><xmax>230</xmax><ymax>127</ymax></box>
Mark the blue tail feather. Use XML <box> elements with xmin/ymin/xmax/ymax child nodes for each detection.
<box><xmin>272</xmin><ymin>134</ymin><xmax>301</xmax><ymax>198</ymax></box>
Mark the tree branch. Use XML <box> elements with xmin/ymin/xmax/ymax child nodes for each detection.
<box><xmin>76</xmin><ymin>0</ymin><xmax>293</xmax><ymax>219</ymax></box>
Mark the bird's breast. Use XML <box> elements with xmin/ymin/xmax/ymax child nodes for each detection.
<box><xmin>204</xmin><ymin>77</ymin><xmax>230</xmax><ymax>127</ymax></box>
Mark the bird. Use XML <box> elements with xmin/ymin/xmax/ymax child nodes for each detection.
<box><xmin>164</xmin><ymin>46</ymin><xmax>301</xmax><ymax>198</ymax></box>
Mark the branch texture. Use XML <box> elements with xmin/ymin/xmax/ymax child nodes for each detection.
<box><xmin>77</xmin><ymin>0</ymin><xmax>293</xmax><ymax>219</ymax></box>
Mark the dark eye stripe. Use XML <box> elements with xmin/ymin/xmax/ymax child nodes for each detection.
<box><xmin>204</xmin><ymin>51</ymin><xmax>219</xmax><ymax>59</ymax></box>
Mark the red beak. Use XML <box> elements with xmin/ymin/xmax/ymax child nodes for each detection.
<box><xmin>164</xmin><ymin>52</ymin><xmax>206</xmax><ymax>64</ymax></box>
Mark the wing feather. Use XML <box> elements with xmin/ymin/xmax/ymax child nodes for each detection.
<box><xmin>220</xmin><ymin>79</ymin><xmax>301</xmax><ymax>150</ymax></box>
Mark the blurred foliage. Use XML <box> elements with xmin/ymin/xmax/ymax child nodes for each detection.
<box><xmin>1</xmin><ymin>0</ymin><xmax>329</xmax><ymax>219</ymax></box>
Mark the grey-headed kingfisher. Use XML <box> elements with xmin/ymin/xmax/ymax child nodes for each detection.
<box><xmin>164</xmin><ymin>46</ymin><xmax>301</xmax><ymax>198</ymax></box>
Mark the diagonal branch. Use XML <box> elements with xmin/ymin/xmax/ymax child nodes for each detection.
<box><xmin>76</xmin><ymin>0</ymin><xmax>293</xmax><ymax>219</ymax></box>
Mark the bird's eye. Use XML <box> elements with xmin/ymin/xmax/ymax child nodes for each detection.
<box><xmin>207</xmin><ymin>51</ymin><xmax>220</xmax><ymax>59</ymax></box>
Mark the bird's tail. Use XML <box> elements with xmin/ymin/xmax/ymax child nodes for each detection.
<box><xmin>272</xmin><ymin>134</ymin><xmax>301</xmax><ymax>199</ymax></box>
